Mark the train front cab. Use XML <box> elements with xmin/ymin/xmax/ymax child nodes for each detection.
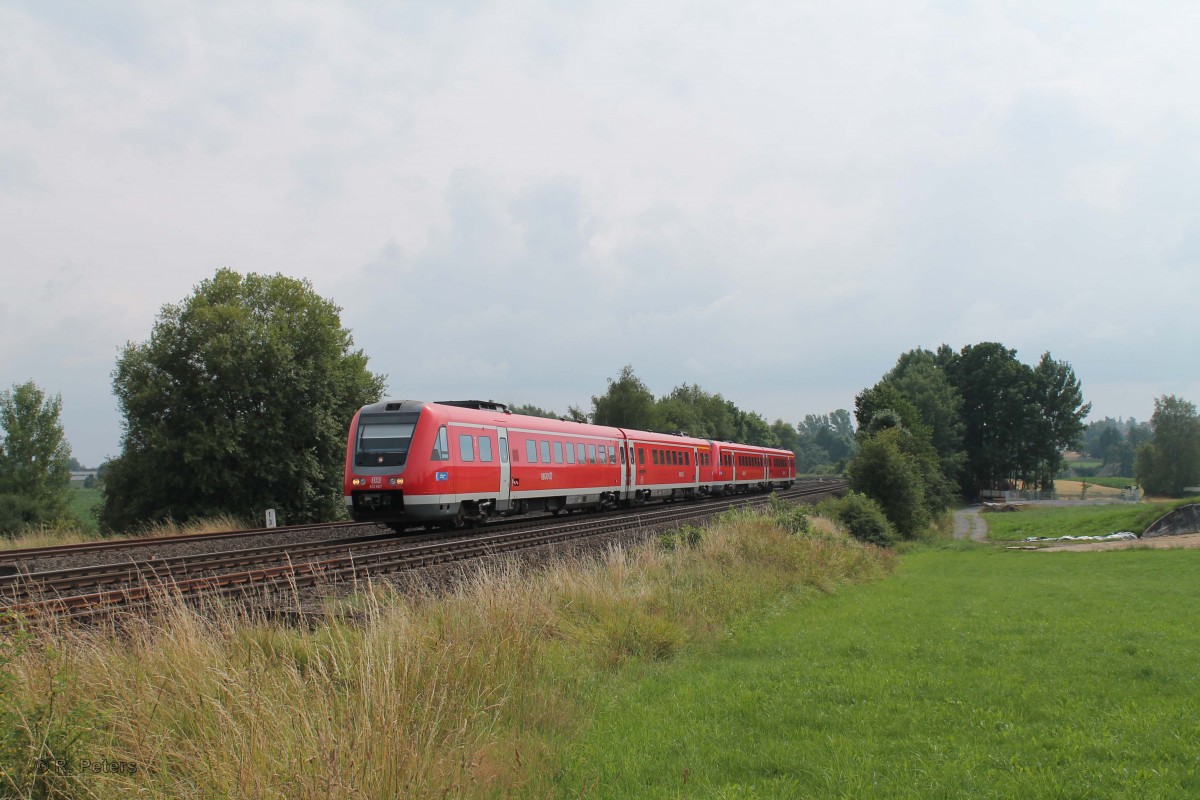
<box><xmin>347</xmin><ymin>400</ymin><xmax>492</xmax><ymax>528</ymax></box>
<box><xmin>345</xmin><ymin>400</ymin><xmax>426</xmax><ymax>525</ymax></box>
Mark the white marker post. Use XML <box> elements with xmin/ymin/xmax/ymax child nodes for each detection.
<box><xmin>265</xmin><ymin>508</ymin><xmax>277</xmax><ymax>528</ymax></box>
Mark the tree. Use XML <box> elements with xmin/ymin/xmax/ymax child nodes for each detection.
<box><xmin>770</xmin><ymin>419</ymin><xmax>800</xmax><ymax>454</ymax></box>
<box><xmin>1136</xmin><ymin>395</ymin><xmax>1200</xmax><ymax>496</ymax></box>
<box><xmin>846</xmin><ymin>428</ymin><xmax>928</xmax><ymax>538</ymax></box>
<box><xmin>884</xmin><ymin>349</ymin><xmax>966</xmax><ymax>487</ymax></box>
<box><xmin>0</xmin><ymin>381</ymin><xmax>73</xmax><ymax>533</ymax></box>
<box><xmin>1026</xmin><ymin>353</ymin><xmax>1090</xmax><ymax>491</ymax></box>
<box><xmin>591</xmin><ymin>365</ymin><xmax>659</xmax><ymax>430</ymax></box>
<box><xmin>795</xmin><ymin>411</ymin><xmax>856</xmax><ymax>472</ymax></box>
<box><xmin>940</xmin><ymin>342</ymin><xmax>1089</xmax><ymax>495</ymax></box>
<box><xmin>1096</xmin><ymin>426</ymin><xmax>1121</xmax><ymax>463</ymax></box>
<box><xmin>946</xmin><ymin>342</ymin><xmax>1032</xmax><ymax>493</ymax></box>
<box><xmin>101</xmin><ymin>269</ymin><xmax>385</xmax><ymax>531</ymax></box>
<box><xmin>731</xmin><ymin>408</ymin><xmax>779</xmax><ymax>447</ymax></box>
<box><xmin>654</xmin><ymin>383</ymin><xmax>737</xmax><ymax>440</ymax></box>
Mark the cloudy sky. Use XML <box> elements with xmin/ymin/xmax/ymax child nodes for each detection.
<box><xmin>3</xmin><ymin>1</ymin><xmax>1199</xmax><ymax>466</ymax></box>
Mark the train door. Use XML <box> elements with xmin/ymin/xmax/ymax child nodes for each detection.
<box><xmin>624</xmin><ymin>441</ymin><xmax>635</xmax><ymax>500</ymax></box>
<box><xmin>692</xmin><ymin>447</ymin><xmax>699</xmax><ymax>486</ymax></box>
<box><xmin>496</xmin><ymin>427</ymin><xmax>512</xmax><ymax>512</ymax></box>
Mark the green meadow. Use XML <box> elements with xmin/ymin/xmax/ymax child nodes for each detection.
<box><xmin>984</xmin><ymin>500</ymin><xmax>1196</xmax><ymax>542</ymax></box>
<box><xmin>554</xmin><ymin>544</ymin><xmax>1200</xmax><ymax>798</ymax></box>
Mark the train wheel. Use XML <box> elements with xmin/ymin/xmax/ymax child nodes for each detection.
<box><xmin>441</xmin><ymin>507</ymin><xmax>467</xmax><ymax>531</ymax></box>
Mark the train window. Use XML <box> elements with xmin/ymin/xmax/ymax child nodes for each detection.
<box><xmin>566</xmin><ymin>442</ymin><xmax>576</xmax><ymax>464</ymax></box>
<box><xmin>430</xmin><ymin>427</ymin><xmax>450</xmax><ymax>461</ymax></box>
<box><xmin>553</xmin><ymin>441</ymin><xmax>564</xmax><ymax>463</ymax></box>
<box><xmin>638</xmin><ymin>448</ymin><xmax>645</xmax><ymax>465</ymax></box>
<box><xmin>459</xmin><ymin>434</ymin><xmax>475</xmax><ymax>462</ymax></box>
<box><xmin>540</xmin><ymin>441</ymin><xmax>551</xmax><ymax>463</ymax></box>
<box><xmin>576</xmin><ymin>443</ymin><xmax>585</xmax><ymax>463</ymax></box>
<box><xmin>360</xmin><ymin>422</ymin><xmax>415</xmax><ymax>454</ymax></box>
<box><xmin>588</xmin><ymin>444</ymin><xmax>597</xmax><ymax>464</ymax></box>
<box><xmin>608</xmin><ymin>446</ymin><xmax>615</xmax><ymax>464</ymax></box>
<box><xmin>526</xmin><ymin>440</ymin><xmax>538</xmax><ymax>463</ymax></box>
<box><xmin>652</xmin><ymin>450</ymin><xmax>658</xmax><ymax>465</ymax></box>
<box><xmin>499</xmin><ymin>437</ymin><xmax>508</xmax><ymax>463</ymax></box>
<box><xmin>620</xmin><ymin>446</ymin><xmax>626</xmax><ymax>465</ymax></box>
<box><xmin>479</xmin><ymin>437</ymin><xmax>493</xmax><ymax>463</ymax></box>
<box><xmin>673</xmin><ymin>451</ymin><xmax>679</xmax><ymax>466</ymax></box>
<box><xmin>685</xmin><ymin>452</ymin><xmax>690</xmax><ymax>466</ymax></box>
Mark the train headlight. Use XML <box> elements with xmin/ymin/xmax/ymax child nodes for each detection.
<box><xmin>352</xmin><ymin>478</ymin><xmax>362</xmax><ymax>486</ymax></box>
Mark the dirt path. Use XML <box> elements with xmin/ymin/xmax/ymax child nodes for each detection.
<box><xmin>953</xmin><ymin>507</ymin><xmax>988</xmax><ymax>542</ymax></box>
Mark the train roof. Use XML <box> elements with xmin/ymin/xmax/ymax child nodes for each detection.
<box><xmin>359</xmin><ymin>399</ymin><xmax>795</xmax><ymax>456</ymax></box>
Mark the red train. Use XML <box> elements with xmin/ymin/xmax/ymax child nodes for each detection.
<box><xmin>344</xmin><ymin>399</ymin><xmax>796</xmax><ymax>529</ymax></box>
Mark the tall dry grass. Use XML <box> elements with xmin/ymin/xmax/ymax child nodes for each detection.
<box><xmin>1</xmin><ymin>508</ymin><xmax>892</xmax><ymax>799</ymax></box>
<box><xmin>0</xmin><ymin>515</ymin><xmax>249</xmax><ymax>552</ymax></box>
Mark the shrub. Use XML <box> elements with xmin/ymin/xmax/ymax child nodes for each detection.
<box><xmin>767</xmin><ymin>493</ymin><xmax>811</xmax><ymax>535</ymax></box>
<box><xmin>818</xmin><ymin>491</ymin><xmax>896</xmax><ymax>547</ymax></box>
<box><xmin>0</xmin><ymin>493</ymin><xmax>45</xmax><ymax>537</ymax></box>
<box><xmin>658</xmin><ymin>524</ymin><xmax>706</xmax><ymax>550</ymax></box>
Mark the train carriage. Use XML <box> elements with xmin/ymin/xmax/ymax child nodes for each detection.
<box><xmin>622</xmin><ymin>430</ymin><xmax>709</xmax><ymax>503</ymax></box>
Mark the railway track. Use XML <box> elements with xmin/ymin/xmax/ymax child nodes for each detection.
<box><xmin>1</xmin><ymin>480</ymin><xmax>845</xmax><ymax>624</ymax></box>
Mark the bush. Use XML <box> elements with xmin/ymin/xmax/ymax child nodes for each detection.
<box><xmin>767</xmin><ymin>493</ymin><xmax>811</xmax><ymax>535</ymax></box>
<box><xmin>658</xmin><ymin>524</ymin><xmax>706</xmax><ymax>550</ymax></box>
<box><xmin>818</xmin><ymin>492</ymin><xmax>896</xmax><ymax>547</ymax></box>
<box><xmin>0</xmin><ymin>493</ymin><xmax>46</xmax><ymax>537</ymax></box>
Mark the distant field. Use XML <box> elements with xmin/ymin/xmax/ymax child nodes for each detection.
<box><xmin>985</xmin><ymin>501</ymin><xmax>1190</xmax><ymax>542</ymax></box>
<box><xmin>555</xmin><ymin>546</ymin><xmax>1200</xmax><ymax>797</ymax></box>
<box><xmin>1063</xmin><ymin>457</ymin><xmax>1103</xmax><ymax>470</ymax></box>
<box><xmin>1055</xmin><ymin>479</ymin><xmax>1124</xmax><ymax>498</ymax></box>
<box><xmin>67</xmin><ymin>486</ymin><xmax>102</xmax><ymax>533</ymax></box>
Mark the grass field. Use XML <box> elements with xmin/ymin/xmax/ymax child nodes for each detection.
<box><xmin>1062</xmin><ymin>457</ymin><xmax>1103</xmax><ymax>470</ymax></box>
<box><xmin>66</xmin><ymin>486</ymin><xmax>102</xmax><ymax>533</ymax></box>
<box><xmin>554</xmin><ymin>545</ymin><xmax>1200</xmax><ymax>798</ymax></box>
<box><xmin>984</xmin><ymin>500</ymin><xmax>1195</xmax><ymax>542</ymax></box>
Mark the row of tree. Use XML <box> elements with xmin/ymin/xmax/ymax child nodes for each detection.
<box><xmin>517</xmin><ymin>367</ymin><xmax>859</xmax><ymax>475</ymax></box>
<box><xmin>1080</xmin><ymin>417</ymin><xmax>1152</xmax><ymax>475</ymax></box>
<box><xmin>845</xmin><ymin>343</ymin><xmax>1091</xmax><ymax>538</ymax></box>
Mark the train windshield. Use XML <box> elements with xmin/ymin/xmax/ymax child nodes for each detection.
<box><xmin>359</xmin><ymin>423</ymin><xmax>415</xmax><ymax>452</ymax></box>
<box><xmin>356</xmin><ymin>412</ymin><xmax>421</xmax><ymax>467</ymax></box>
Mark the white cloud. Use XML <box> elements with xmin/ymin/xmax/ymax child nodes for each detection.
<box><xmin>2</xmin><ymin>1</ymin><xmax>1199</xmax><ymax>463</ymax></box>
